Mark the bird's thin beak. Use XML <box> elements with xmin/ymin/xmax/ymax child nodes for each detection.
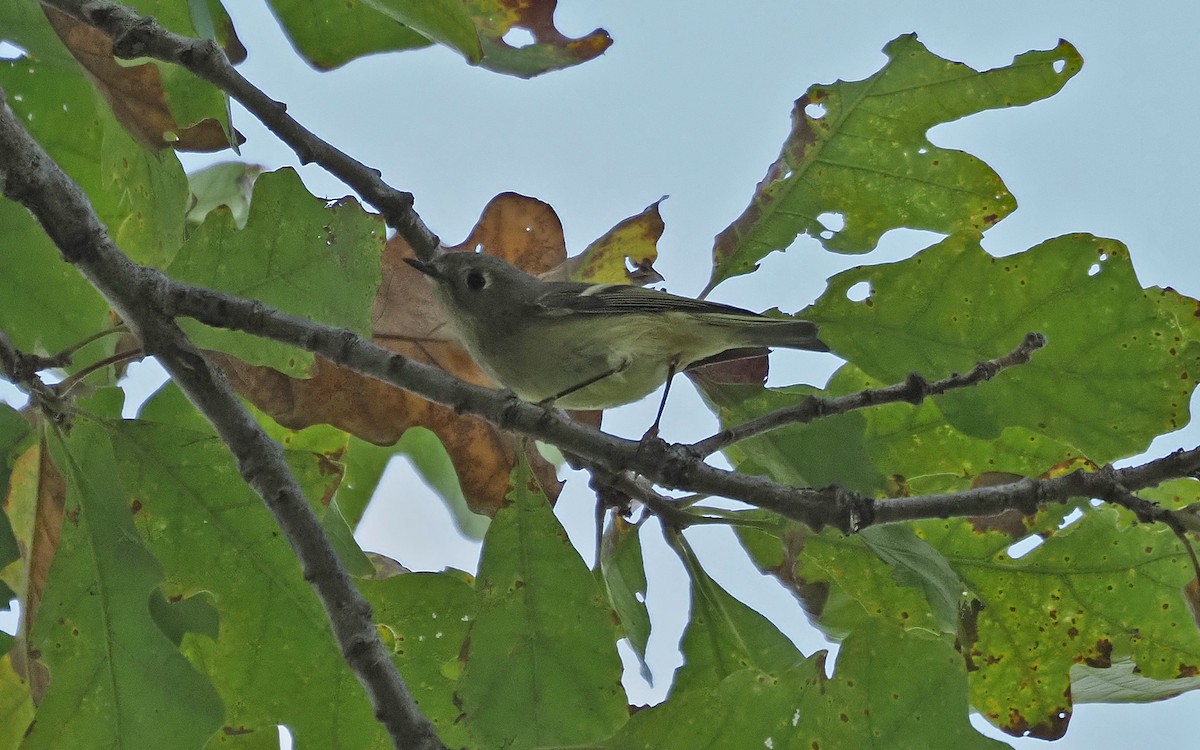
<box><xmin>404</xmin><ymin>257</ymin><xmax>445</xmax><ymax>281</ymax></box>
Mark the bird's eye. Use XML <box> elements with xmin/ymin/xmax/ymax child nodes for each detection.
<box><xmin>466</xmin><ymin>269</ymin><xmax>487</xmax><ymax>291</ymax></box>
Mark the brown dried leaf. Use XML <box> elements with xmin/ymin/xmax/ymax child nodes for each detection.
<box><xmin>43</xmin><ymin>6</ymin><xmax>238</xmax><ymax>152</ymax></box>
<box><xmin>442</xmin><ymin>191</ymin><xmax>568</xmax><ymax>272</ymax></box>
<box><xmin>1184</xmin><ymin>577</ymin><xmax>1200</xmax><ymax>632</ymax></box>
<box><xmin>686</xmin><ymin>348</ymin><xmax>771</xmax><ymax>386</ymax></box>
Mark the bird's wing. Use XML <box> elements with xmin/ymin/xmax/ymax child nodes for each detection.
<box><xmin>535</xmin><ymin>282</ymin><xmax>761</xmax><ymax>318</ymax></box>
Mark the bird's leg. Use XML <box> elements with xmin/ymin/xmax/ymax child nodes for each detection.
<box><xmin>641</xmin><ymin>356</ymin><xmax>680</xmax><ymax>442</ymax></box>
<box><xmin>538</xmin><ymin>357</ymin><xmax>632</xmax><ymax>407</ymax></box>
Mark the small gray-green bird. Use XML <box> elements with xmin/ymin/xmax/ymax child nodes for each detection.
<box><xmin>407</xmin><ymin>252</ymin><xmax>828</xmax><ymax>421</ymax></box>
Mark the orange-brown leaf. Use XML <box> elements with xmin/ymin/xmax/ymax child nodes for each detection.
<box><xmin>43</xmin><ymin>6</ymin><xmax>239</xmax><ymax>152</ymax></box>
<box><xmin>443</xmin><ymin>192</ymin><xmax>568</xmax><ymax>272</ymax></box>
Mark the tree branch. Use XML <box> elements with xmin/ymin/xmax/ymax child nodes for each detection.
<box><xmin>689</xmin><ymin>332</ymin><xmax>1048</xmax><ymax>456</ymax></box>
<box><xmin>157</xmin><ymin>279</ymin><xmax>869</xmax><ymax>529</ymax></box>
<box><xmin>43</xmin><ymin>0</ymin><xmax>441</xmax><ymax>260</ymax></box>
<box><xmin>0</xmin><ymin>88</ymin><xmax>447</xmax><ymax>750</ymax></box>
<box><xmin>157</xmin><ymin>278</ymin><xmax>1200</xmax><ymax>532</ymax></box>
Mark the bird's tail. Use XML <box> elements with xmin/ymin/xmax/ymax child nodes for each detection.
<box><xmin>726</xmin><ymin>316</ymin><xmax>830</xmax><ymax>352</ymax></box>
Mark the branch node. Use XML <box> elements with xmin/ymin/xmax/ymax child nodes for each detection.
<box><xmin>110</xmin><ymin>16</ymin><xmax>157</xmax><ymax>59</ymax></box>
<box><xmin>902</xmin><ymin>372</ymin><xmax>929</xmax><ymax>404</ymax></box>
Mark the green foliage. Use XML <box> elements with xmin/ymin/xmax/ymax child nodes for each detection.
<box><xmin>599</xmin><ymin>516</ymin><xmax>652</xmax><ymax>676</ymax></box>
<box><xmin>265</xmin><ymin>0</ymin><xmax>439</xmax><ymax>70</ymax></box>
<box><xmin>25</xmin><ymin>422</ymin><xmax>223</xmax><ymax>749</ymax></box>
<box><xmin>169</xmin><ymin>167</ymin><xmax>384</xmax><ymax>375</ymax></box>
<box><xmin>458</xmin><ymin>454</ymin><xmax>628</xmax><ymax>747</ymax></box>
<box><xmin>361</xmin><ymin>0</ymin><xmax>482</xmax><ymax>63</ymax></box>
<box><xmin>361</xmin><ymin>571</ymin><xmax>477</xmax><ymax>746</ymax></box>
<box><xmin>1</xmin><ymin>4</ymin><xmax>1199</xmax><ymax>750</ymax></box>
<box><xmin>265</xmin><ymin>0</ymin><xmax>609</xmax><ymax>76</ymax></box>
<box><xmin>108</xmin><ymin>418</ymin><xmax>388</xmax><ymax>748</ymax></box>
<box><xmin>809</xmin><ymin>233</ymin><xmax>1200</xmax><ymax>464</ymax></box>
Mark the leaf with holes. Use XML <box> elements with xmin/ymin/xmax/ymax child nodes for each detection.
<box><xmin>918</xmin><ymin>504</ymin><xmax>1200</xmax><ymax>739</ymax></box>
<box><xmin>706</xmin><ymin>34</ymin><xmax>1081</xmax><ymax>291</ymax></box>
<box><xmin>807</xmin><ymin>233</ymin><xmax>1200</xmax><ymax>465</ymax></box>
<box><xmin>465</xmin><ymin>0</ymin><xmax>612</xmax><ymax>78</ymax></box>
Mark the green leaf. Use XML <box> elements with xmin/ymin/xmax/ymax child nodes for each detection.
<box><xmin>1070</xmin><ymin>659</ymin><xmax>1200</xmax><ymax>704</ymax></box>
<box><xmin>464</xmin><ymin>0</ymin><xmax>612</xmax><ymax>78</ymax></box>
<box><xmin>0</xmin><ymin>653</ymin><xmax>35</xmax><ymax>749</ymax></box>
<box><xmin>322</xmin><ymin>498</ymin><xmax>374</xmax><ymax>577</ymax></box>
<box><xmin>361</xmin><ymin>0</ymin><xmax>482</xmax><ymax>62</ymax></box>
<box><xmin>598</xmin><ymin>516</ymin><xmax>651</xmax><ymax>678</ymax></box>
<box><xmin>136</xmin><ymin>380</ymin><xmax>211</xmax><ymax>431</ymax></box>
<box><xmin>609</xmin><ymin>601</ymin><xmax>1004</xmax><ymax>748</ymax></box>
<box><xmin>691</xmin><ymin>377</ymin><xmax>884</xmax><ymax>494</ymax></box>
<box><xmin>0</xmin><ymin>61</ymin><xmax>111</xmax><ymax>355</ymax></box>
<box><xmin>458</xmin><ymin>455</ymin><xmax>627</xmax><ymax>748</ymax></box>
<box><xmin>108</xmin><ymin>420</ymin><xmax>389</xmax><ymax>747</ymax></box>
<box><xmin>25</xmin><ymin>422</ymin><xmax>223</xmax><ymax>750</ymax></box>
<box><xmin>671</xmin><ymin>534</ymin><xmax>805</xmax><ymax>694</ymax></box>
<box><xmin>0</xmin><ymin>1</ymin><xmax>191</xmax><ymax>345</ymax></box>
<box><xmin>603</xmin><ymin>658</ymin><xmax>826</xmax><ymax>750</ymax></box>
<box><xmin>826</xmin><ymin>365</ymin><xmax>1089</xmax><ymax>497</ymax></box>
<box><xmin>120</xmin><ymin>0</ymin><xmax>237</xmax><ymax>137</ymax></box>
<box><xmin>396</xmin><ymin>427</ymin><xmax>490</xmax><ymax>539</ymax></box>
<box><xmin>858</xmin><ymin>524</ymin><xmax>966</xmax><ymax>633</ymax></box>
<box><xmin>707</xmin><ymin>35</ymin><xmax>1081</xmax><ymax>290</ymax></box>
<box><xmin>100</xmin><ymin>112</ymin><xmax>190</xmax><ymax>269</ymax></box>
<box><xmin>334</xmin><ymin>436</ymin><xmax>394</xmax><ymax>530</ymax></box>
<box><xmin>266</xmin><ymin>0</ymin><xmax>433</xmax><ymax>71</ymax></box>
<box><xmin>148</xmin><ymin>589</ymin><xmax>221</xmax><ymax>646</ymax></box>
<box><xmin>0</xmin><ymin>0</ymin><xmax>75</xmax><ymax>61</ymax></box>
<box><xmin>167</xmin><ymin>168</ymin><xmax>384</xmax><ymax>376</ymax></box>
<box><xmin>700</xmin><ymin>361</ymin><xmax>1085</xmax><ymax>504</ymax></box>
<box><xmin>360</xmin><ymin>572</ymin><xmax>476</xmax><ymax>748</ymax></box>
<box><xmin>0</xmin><ymin>404</ymin><xmax>33</xmax><ymax>516</ymax></box>
<box><xmin>186</xmin><ymin>161</ymin><xmax>262</xmax><ymax>229</ymax></box>
<box><xmin>919</xmin><ymin>504</ymin><xmax>1200</xmax><ymax>739</ymax></box>
<box><xmin>809</xmin><ymin>233</ymin><xmax>1200</xmax><ymax>464</ymax></box>
<box><xmin>0</xmin><ymin>505</ymin><xmax>17</xmax><ymax>604</ymax></box>
<box><xmin>740</xmin><ymin>519</ymin><xmax>949</xmax><ymax>642</ymax></box>
<box><xmin>798</xmin><ymin>620</ymin><xmax>1008</xmax><ymax>748</ymax></box>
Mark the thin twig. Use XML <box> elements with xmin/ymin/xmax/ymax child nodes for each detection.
<box><xmin>50</xmin><ymin>322</ymin><xmax>128</xmax><ymax>362</ymax></box>
<box><xmin>1088</xmin><ymin>465</ymin><xmax>1200</xmax><ymax>585</ymax></box>
<box><xmin>690</xmin><ymin>332</ymin><xmax>1048</xmax><ymax>457</ymax></box>
<box><xmin>44</xmin><ymin>0</ymin><xmax>441</xmax><ymax>260</ymax></box>
<box><xmin>57</xmin><ymin>347</ymin><xmax>145</xmax><ymax>395</ymax></box>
